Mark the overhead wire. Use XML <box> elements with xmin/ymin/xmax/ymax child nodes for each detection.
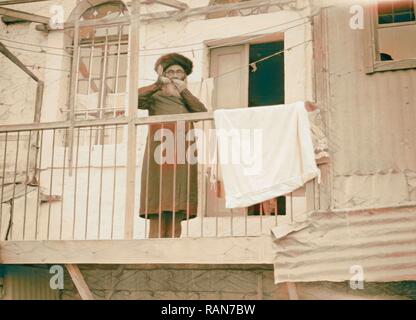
<box><xmin>0</xmin><ymin>37</ymin><xmax>70</xmax><ymax>51</ymax></box>
<box><xmin>0</xmin><ymin>8</ymin><xmax>318</xmax><ymax>62</ymax></box>
<box><xmin>1</xmin><ymin>43</ymin><xmax>72</xmax><ymax>58</ymax></box>
<box><xmin>0</xmin><ymin>7</ymin><xmax>319</xmax><ymax>86</ymax></box>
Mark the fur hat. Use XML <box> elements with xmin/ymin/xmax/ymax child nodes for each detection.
<box><xmin>154</xmin><ymin>53</ymin><xmax>193</xmax><ymax>75</ymax></box>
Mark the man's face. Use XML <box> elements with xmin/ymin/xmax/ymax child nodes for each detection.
<box><xmin>164</xmin><ymin>64</ymin><xmax>186</xmax><ymax>81</ymax></box>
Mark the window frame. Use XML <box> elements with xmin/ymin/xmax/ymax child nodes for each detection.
<box><xmin>377</xmin><ymin>0</ymin><xmax>416</xmax><ymax>26</ymax></box>
<box><xmin>206</xmin><ymin>32</ymin><xmax>285</xmax><ymax>110</ymax></box>
<box><xmin>365</xmin><ymin>1</ymin><xmax>416</xmax><ymax>74</ymax></box>
<box><xmin>68</xmin><ymin>2</ymin><xmax>129</xmax><ymax>146</ymax></box>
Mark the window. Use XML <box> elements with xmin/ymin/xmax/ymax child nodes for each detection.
<box><xmin>366</xmin><ymin>0</ymin><xmax>416</xmax><ymax>72</ymax></box>
<box><xmin>378</xmin><ymin>0</ymin><xmax>415</xmax><ymax>24</ymax></box>
<box><xmin>70</xmin><ymin>1</ymin><xmax>129</xmax><ymax>145</ymax></box>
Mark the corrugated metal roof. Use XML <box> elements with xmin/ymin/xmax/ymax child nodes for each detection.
<box><xmin>272</xmin><ymin>205</ymin><xmax>416</xmax><ymax>283</ymax></box>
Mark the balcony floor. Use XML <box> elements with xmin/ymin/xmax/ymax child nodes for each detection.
<box><xmin>0</xmin><ymin>236</ymin><xmax>274</xmax><ymax>264</ymax></box>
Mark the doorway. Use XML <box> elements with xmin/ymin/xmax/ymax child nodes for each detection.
<box><xmin>207</xmin><ymin>38</ymin><xmax>286</xmax><ymax>217</ymax></box>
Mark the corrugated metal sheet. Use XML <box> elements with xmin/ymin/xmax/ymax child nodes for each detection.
<box><xmin>318</xmin><ymin>5</ymin><xmax>416</xmax><ymax>208</ymax></box>
<box><xmin>1</xmin><ymin>266</ymin><xmax>60</xmax><ymax>300</ymax></box>
<box><xmin>272</xmin><ymin>205</ymin><xmax>416</xmax><ymax>283</ymax></box>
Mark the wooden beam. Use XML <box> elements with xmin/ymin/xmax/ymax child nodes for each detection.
<box><xmin>0</xmin><ymin>0</ymin><xmax>187</xmax><ymax>6</ymax></box>
<box><xmin>150</xmin><ymin>0</ymin><xmax>189</xmax><ymax>10</ymax></box>
<box><xmin>286</xmin><ymin>282</ymin><xmax>299</xmax><ymax>300</ymax></box>
<box><xmin>0</xmin><ymin>7</ymin><xmax>49</xmax><ymax>24</ymax></box>
<box><xmin>124</xmin><ymin>0</ymin><xmax>141</xmax><ymax>240</ymax></box>
<box><xmin>0</xmin><ymin>112</ymin><xmax>215</xmax><ymax>133</ymax></box>
<box><xmin>0</xmin><ymin>237</ymin><xmax>275</xmax><ymax>264</ymax></box>
<box><xmin>1</xmin><ymin>0</ymin><xmax>297</xmax><ymax>26</ymax></box>
<box><xmin>158</xmin><ymin>0</ymin><xmax>296</xmax><ymax>22</ymax></box>
<box><xmin>373</xmin><ymin>59</ymin><xmax>416</xmax><ymax>73</ymax></box>
<box><xmin>305</xmin><ymin>179</ymin><xmax>315</xmax><ymax>212</ymax></box>
<box><xmin>312</xmin><ymin>8</ymin><xmax>332</xmax><ymax>211</ymax></box>
<box><xmin>0</xmin><ymin>0</ymin><xmax>49</xmax><ymax>5</ymax></box>
<box><xmin>66</xmin><ymin>19</ymin><xmax>80</xmax><ymax>177</ymax></box>
<box><xmin>47</xmin><ymin>0</ymin><xmax>295</xmax><ymax>28</ymax></box>
<box><xmin>0</xmin><ymin>103</ymin><xmax>316</xmax><ymax>132</ymax></box>
<box><xmin>34</xmin><ymin>81</ymin><xmax>43</xmax><ymax>123</ymax></box>
<box><xmin>65</xmin><ymin>264</ymin><xmax>95</xmax><ymax>300</ymax></box>
<box><xmin>0</xmin><ymin>42</ymin><xmax>39</xmax><ymax>82</ymax></box>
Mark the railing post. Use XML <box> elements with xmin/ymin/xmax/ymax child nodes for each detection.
<box><xmin>67</xmin><ymin>20</ymin><xmax>80</xmax><ymax>177</ymax></box>
<box><xmin>124</xmin><ymin>0</ymin><xmax>140</xmax><ymax>240</ymax></box>
<box><xmin>305</xmin><ymin>179</ymin><xmax>316</xmax><ymax>213</ymax></box>
<box><xmin>29</xmin><ymin>81</ymin><xmax>44</xmax><ymax>184</ymax></box>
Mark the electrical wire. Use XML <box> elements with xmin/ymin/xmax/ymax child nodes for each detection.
<box><xmin>23</xmin><ymin>64</ymin><xmax>70</xmax><ymax>73</ymax></box>
<box><xmin>3</xmin><ymin>31</ymin><xmax>312</xmax><ymax>80</ymax></box>
<box><xmin>215</xmin><ymin>38</ymin><xmax>312</xmax><ymax>80</ymax></box>
<box><xmin>141</xmin><ymin>14</ymin><xmax>312</xmax><ymax>52</ymax></box>
<box><xmin>0</xmin><ymin>9</ymin><xmax>316</xmax><ymax>61</ymax></box>
<box><xmin>0</xmin><ymin>9</ymin><xmax>318</xmax><ymax>81</ymax></box>
<box><xmin>0</xmin><ymin>37</ymin><xmax>70</xmax><ymax>51</ymax></box>
<box><xmin>2</xmin><ymin>44</ymin><xmax>72</xmax><ymax>58</ymax></box>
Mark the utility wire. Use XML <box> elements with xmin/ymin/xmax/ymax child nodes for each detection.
<box><xmin>0</xmin><ymin>10</ymin><xmax>317</xmax><ymax>79</ymax></box>
<box><xmin>39</xmin><ymin>13</ymin><xmax>313</xmax><ymax>54</ymax></box>
<box><xmin>2</xmin><ymin>44</ymin><xmax>72</xmax><ymax>58</ymax></box>
<box><xmin>0</xmin><ymin>37</ymin><xmax>70</xmax><ymax>51</ymax></box>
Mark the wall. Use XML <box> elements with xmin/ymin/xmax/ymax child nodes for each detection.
<box><xmin>59</xmin><ymin>264</ymin><xmax>415</xmax><ymax>300</ymax></box>
<box><xmin>0</xmin><ymin>24</ymin><xmax>44</xmax><ymax>125</ymax></box>
<box><xmin>138</xmin><ymin>5</ymin><xmax>313</xmax><ymax>102</ymax></box>
<box><xmin>314</xmin><ymin>2</ymin><xmax>416</xmax><ymax>209</ymax></box>
<box><xmin>0</xmin><ymin>264</ymin><xmax>413</xmax><ymax>300</ymax></box>
<box><xmin>378</xmin><ymin>23</ymin><xmax>416</xmax><ymax>60</ymax></box>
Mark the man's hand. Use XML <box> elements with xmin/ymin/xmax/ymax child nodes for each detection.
<box><xmin>155</xmin><ymin>75</ymin><xmax>171</xmax><ymax>87</ymax></box>
<box><xmin>305</xmin><ymin>101</ymin><xmax>318</xmax><ymax>112</ymax></box>
<box><xmin>171</xmin><ymin>79</ymin><xmax>187</xmax><ymax>93</ymax></box>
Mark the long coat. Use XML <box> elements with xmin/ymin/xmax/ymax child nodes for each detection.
<box><xmin>138</xmin><ymin>86</ymin><xmax>207</xmax><ymax>220</ymax></box>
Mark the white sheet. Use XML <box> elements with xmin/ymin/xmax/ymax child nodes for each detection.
<box><xmin>213</xmin><ymin>101</ymin><xmax>321</xmax><ymax>209</ymax></box>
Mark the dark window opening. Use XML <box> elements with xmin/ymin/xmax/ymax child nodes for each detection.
<box><xmin>248</xmin><ymin>41</ymin><xmax>285</xmax><ymax>106</ymax></box>
<box><xmin>380</xmin><ymin>52</ymin><xmax>394</xmax><ymax>60</ymax></box>
<box><xmin>247</xmin><ymin>41</ymin><xmax>286</xmax><ymax>215</ymax></box>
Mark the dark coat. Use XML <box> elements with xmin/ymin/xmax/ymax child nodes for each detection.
<box><xmin>137</xmin><ymin>85</ymin><xmax>207</xmax><ymax>220</ymax></box>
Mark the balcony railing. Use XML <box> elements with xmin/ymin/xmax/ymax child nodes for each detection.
<box><xmin>0</xmin><ymin>113</ymin><xmax>320</xmax><ymax>241</ymax></box>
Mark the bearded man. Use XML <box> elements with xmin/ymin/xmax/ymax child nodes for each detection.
<box><xmin>137</xmin><ymin>53</ymin><xmax>207</xmax><ymax>238</ymax></box>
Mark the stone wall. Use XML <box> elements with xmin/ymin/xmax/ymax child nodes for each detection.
<box><xmin>61</xmin><ymin>264</ymin><xmax>416</xmax><ymax>300</ymax></box>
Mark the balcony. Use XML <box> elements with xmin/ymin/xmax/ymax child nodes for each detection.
<box><xmin>0</xmin><ymin>113</ymin><xmax>320</xmax><ymax>265</ymax></box>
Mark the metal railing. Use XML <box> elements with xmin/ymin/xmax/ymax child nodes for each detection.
<box><xmin>0</xmin><ymin>113</ymin><xmax>320</xmax><ymax>241</ymax></box>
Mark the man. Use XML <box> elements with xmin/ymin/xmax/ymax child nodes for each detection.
<box><xmin>137</xmin><ymin>53</ymin><xmax>207</xmax><ymax>238</ymax></box>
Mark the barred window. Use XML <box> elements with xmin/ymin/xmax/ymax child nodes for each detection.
<box><xmin>71</xmin><ymin>1</ymin><xmax>129</xmax><ymax>145</ymax></box>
